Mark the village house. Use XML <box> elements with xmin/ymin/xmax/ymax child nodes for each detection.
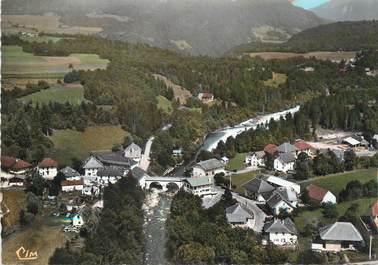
<box><xmin>266</xmin><ymin>175</ymin><xmax>301</xmax><ymax>194</ymax></box>
<box><xmin>184</xmin><ymin>176</ymin><xmax>216</xmax><ymax>198</ymax></box>
<box><xmin>294</xmin><ymin>140</ymin><xmax>313</xmax><ymax>157</ymax></box>
<box><xmin>242</xmin><ymin>178</ymin><xmax>275</xmax><ymax>202</ymax></box>
<box><xmin>267</xmin><ymin>187</ymin><xmax>298</xmax><ymax>215</ymax></box>
<box><xmin>38</xmin><ymin>158</ymin><xmax>58</xmax><ymax>180</ymax></box>
<box><xmin>264</xmin><ymin>144</ymin><xmax>278</xmax><ymax>156</ymax></box>
<box><xmin>61</xmin><ymin>179</ymin><xmax>84</xmax><ymax>192</ymax></box>
<box><xmin>312</xmin><ymin>222</ymin><xmax>364</xmax><ymax>252</ymax></box>
<box><xmin>123</xmin><ymin>142</ymin><xmax>143</xmax><ymax>161</ymax></box>
<box><xmin>263</xmin><ymin>218</ymin><xmax>298</xmax><ymax>246</ymax></box>
<box><xmin>226</xmin><ymin>203</ymin><xmax>254</xmax><ymax>229</ymax></box>
<box><xmin>83</xmin><ymin>156</ymin><xmax>104</xmax><ymax>184</ymax></box>
<box><xmin>96</xmin><ymin>166</ymin><xmax>125</xmax><ymax>186</ymax></box>
<box><xmin>277</xmin><ymin>142</ymin><xmax>298</xmax><ymax>156</ymax></box>
<box><xmin>273</xmin><ymin>152</ymin><xmax>296</xmax><ymax>173</ymax></box>
<box><xmin>307</xmin><ymin>184</ymin><xmax>337</xmax><ymax>204</ymax></box>
<box><xmin>172</xmin><ymin>148</ymin><xmax>184</xmax><ymax>157</ymax></box>
<box><xmin>1</xmin><ymin>156</ymin><xmax>32</xmax><ymax>175</ymax></box>
<box><xmin>82</xmin><ymin>186</ymin><xmax>100</xmax><ymax>196</ymax></box>
<box><xmin>197</xmin><ymin>92</ymin><xmax>214</xmax><ymax>103</ymax></box>
<box><xmin>192</xmin><ymin>158</ymin><xmax>225</xmax><ymax>179</ymax></box>
<box><xmin>96</xmin><ymin>151</ymin><xmax>138</xmax><ymax>169</ymax></box>
<box><xmin>59</xmin><ymin>166</ymin><xmax>81</xmax><ymax>180</ymax></box>
<box><xmin>245</xmin><ymin>151</ymin><xmax>265</xmax><ymax>169</ymax></box>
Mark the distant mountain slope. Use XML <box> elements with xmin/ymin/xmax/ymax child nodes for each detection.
<box><xmin>229</xmin><ymin>21</ymin><xmax>378</xmax><ymax>54</ymax></box>
<box><xmin>2</xmin><ymin>0</ymin><xmax>324</xmax><ymax>56</ymax></box>
<box><xmin>312</xmin><ymin>0</ymin><xmax>378</xmax><ymax>21</ymax></box>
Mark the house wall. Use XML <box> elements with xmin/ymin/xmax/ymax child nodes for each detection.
<box><xmin>84</xmin><ymin>168</ymin><xmax>100</xmax><ymax>183</ymax></box>
<box><xmin>62</xmin><ymin>185</ymin><xmax>84</xmax><ymax>192</ymax></box>
<box><xmin>39</xmin><ymin>167</ymin><xmax>57</xmax><ymax>180</ymax></box>
<box><xmin>124</xmin><ymin>148</ymin><xmax>142</xmax><ymax>161</ymax></box>
<box><xmin>273</xmin><ymin>159</ymin><xmax>294</xmax><ymax>173</ymax></box>
<box><xmin>184</xmin><ymin>183</ymin><xmax>215</xmax><ymax>197</ymax></box>
<box><xmin>269</xmin><ymin>233</ymin><xmax>297</xmax><ymax>246</ymax></box>
<box><xmin>245</xmin><ymin>155</ymin><xmax>265</xmax><ymax>169</ymax></box>
<box><xmin>272</xmin><ymin>201</ymin><xmax>294</xmax><ymax>215</ymax></box>
<box><xmin>231</xmin><ymin>218</ymin><xmax>254</xmax><ymax>229</ymax></box>
<box><xmin>322</xmin><ymin>192</ymin><xmax>337</xmax><ymax>204</ymax></box>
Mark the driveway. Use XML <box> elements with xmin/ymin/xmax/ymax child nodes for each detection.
<box><xmin>232</xmin><ymin>193</ymin><xmax>267</xmax><ymax>233</ymax></box>
<box><xmin>139</xmin><ymin>136</ymin><xmax>155</xmax><ymax>171</ymax></box>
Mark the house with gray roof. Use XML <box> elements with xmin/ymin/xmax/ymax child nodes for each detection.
<box><xmin>123</xmin><ymin>142</ymin><xmax>143</xmax><ymax>161</ymax></box>
<box><xmin>83</xmin><ymin>156</ymin><xmax>104</xmax><ymax>183</ymax></box>
<box><xmin>192</xmin><ymin>158</ymin><xmax>225</xmax><ymax>179</ymax></box>
<box><xmin>277</xmin><ymin>142</ymin><xmax>298</xmax><ymax>154</ymax></box>
<box><xmin>273</xmin><ymin>152</ymin><xmax>296</xmax><ymax>173</ymax></box>
<box><xmin>96</xmin><ymin>166</ymin><xmax>126</xmax><ymax>186</ymax></box>
<box><xmin>263</xmin><ymin>218</ymin><xmax>298</xmax><ymax>246</ymax></box>
<box><xmin>59</xmin><ymin>166</ymin><xmax>81</xmax><ymax>180</ymax></box>
<box><xmin>312</xmin><ymin>222</ymin><xmax>364</xmax><ymax>252</ymax></box>
<box><xmin>242</xmin><ymin>177</ymin><xmax>275</xmax><ymax>202</ymax></box>
<box><xmin>226</xmin><ymin>203</ymin><xmax>254</xmax><ymax>228</ymax></box>
<box><xmin>266</xmin><ymin>188</ymin><xmax>297</xmax><ymax>215</ymax></box>
<box><xmin>184</xmin><ymin>176</ymin><xmax>216</xmax><ymax>198</ymax></box>
<box><xmin>96</xmin><ymin>151</ymin><xmax>138</xmax><ymax>168</ymax></box>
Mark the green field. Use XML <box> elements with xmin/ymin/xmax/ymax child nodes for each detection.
<box><xmin>20</xmin><ymin>35</ymin><xmax>63</xmax><ymax>43</ymax></box>
<box><xmin>301</xmin><ymin>168</ymin><xmax>378</xmax><ymax>197</ymax></box>
<box><xmin>263</xmin><ymin>72</ymin><xmax>287</xmax><ymax>88</ymax></box>
<box><xmin>156</xmin><ymin>95</ymin><xmax>173</xmax><ymax>114</ymax></box>
<box><xmin>2</xmin><ymin>45</ymin><xmax>109</xmax><ymax>79</ymax></box>
<box><xmin>295</xmin><ymin>197</ymin><xmax>378</xmax><ymax>230</ymax></box>
<box><xmin>49</xmin><ymin>126</ymin><xmax>128</xmax><ymax>166</ymax></box>
<box><xmin>226</xmin><ymin>153</ymin><xmax>247</xmax><ymax>171</ymax></box>
<box><xmin>20</xmin><ymin>84</ymin><xmax>84</xmax><ymax>105</ymax></box>
<box><xmin>231</xmin><ymin>171</ymin><xmax>260</xmax><ymax>193</ymax></box>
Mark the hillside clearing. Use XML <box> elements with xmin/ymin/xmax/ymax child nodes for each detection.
<box><xmin>2</xmin><ymin>190</ymin><xmax>26</xmax><ymax>230</ymax></box>
<box><xmin>20</xmin><ymin>84</ymin><xmax>84</xmax><ymax>105</ymax></box>
<box><xmin>2</xmin><ymin>45</ymin><xmax>109</xmax><ymax>79</ymax></box>
<box><xmin>156</xmin><ymin>95</ymin><xmax>173</xmax><ymax>114</ymax></box>
<box><xmin>153</xmin><ymin>74</ymin><xmax>192</xmax><ymax>105</ymax></box>
<box><xmin>263</xmin><ymin>72</ymin><xmax>287</xmax><ymax>88</ymax></box>
<box><xmin>49</xmin><ymin>126</ymin><xmax>128</xmax><ymax>166</ymax></box>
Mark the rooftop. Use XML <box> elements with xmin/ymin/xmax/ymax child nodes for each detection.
<box><xmin>307</xmin><ymin>184</ymin><xmax>330</xmax><ymax>201</ymax></box>
<box><xmin>264</xmin><ymin>144</ymin><xmax>278</xmax><ymax>155</ymax></box>
<box><xmin>83</xmin><ymin>156</ymin><xmax>104</xmax><ymax>169</ymax></box>
<box><xmin>226</xmin><ymin>203</ymin><xmax>254</xmax><ymax>224</ymax></box>
<box><xmin>61</xmin><ymin>179</ymin><xmax>84</xmax><ymax>186</ymax></box>
<box><xmin>294</xmin><ymin>140</ymin><xmax>312</xmax><ymax>151</ymax></box>
<box><xmin>59</xmin><ymin>166</ymin><xmax>80</xmax><ymax>178</ymax></box>
<box><xmin>319</xmin><ymin>222</ymin><xmax>363</xmax><ymax>242</ymax></box>
<box><xmin>97</xmin><ymin>166</ymin><xmax>125</xmax><ymax>177</ymax></box>
<box><xmin>185</xmin><ymin>176</ymin><xmax>213</xmax><ymax>187</ymax></box>
<box><xmin>124</xmin><ymin>142</ymin><xmax>142</xmax><ymax>153</ymax></box>
<box><xmin>195</xmin><ymin>158</ymin><xmax>224</xmax><ymax>171</ymax></box>
<box><xmin>277</xmin><ymin>142</ymin><xmax>298</xmax><ymax>153</ymax></box>
<box><xmin>264</xmin><ymin>218</ymin><xmax>298</xmax><ymax>235</ymax></box>
<box><xmin>277</xmin><ymin>152</ymin><xmax>296</xmax><ymax>163</ymax></box>
<box><xmin>39</xmin><ymin>158</ymin><xmax>58</xmax><ymax>168</ymax></box>
<box><xmin>242</xmin><ymin>177</ymin><xmax>275</xmax><ymax>194</ymax></box>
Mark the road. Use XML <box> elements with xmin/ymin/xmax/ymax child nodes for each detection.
<box><xmin>139</xmin><ymin>136</ymin><xmax>155</xmax><ymax>171</ymax></box>
<box><xmin>232</xmin><ymin>192</ymin><xmax>268</xmax><ymax>233</ymax></box>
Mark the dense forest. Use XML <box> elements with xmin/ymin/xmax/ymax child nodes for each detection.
<box><xmin>49</xmin><ymin>176</ymin><xmax>145</xmax><ymax>264</ymax></box>
<box><xmin>230</xmin><ymin>21</ymin><xmax>378</xmax><ymax>54</ymax></box>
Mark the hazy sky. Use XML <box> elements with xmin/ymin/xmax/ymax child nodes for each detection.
<box><xmin>293</xmin><ymin>0</ymin><xmax>330</xmax><ymax>9</ymax></box>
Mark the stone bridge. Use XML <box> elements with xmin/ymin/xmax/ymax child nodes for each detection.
<box><xmin>144</xmin><ymin>176</ymin><xmax>186</xmax><ymax>191</ymax></box>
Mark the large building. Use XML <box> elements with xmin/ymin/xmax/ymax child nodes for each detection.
<box><xmin>226</xmin><ymin>203</ymin><xmax>254</xmax><ymax>229</ymax></box>
<box><xmin>123</xmin><ymin>142</ymin><xmax>143</xmax><ymax>161</ymax></box>
<box><xmin>242</xmin><ymin>178</ymin><xmax>275</xmax><ymax>202</ymax></box>
<box><xmin>192</xmin><ymin>158</ymin><xmax>225</xmax><ymax>179</ymax></box>
<box><xmin>307</xmin><ymin>184</ymin><xmax>337</xmax><ymax>204</ymax></box>
<box><xmin>263</xmin><ymin>218</ymin><xmax>298</xmax><ymax>246</ymax></box>
<box><xmin>184</xmin><ymin>177</ymin><xmax>216</xmax><ymax>198</ymax></box>
<box><xmin>273</xmin><ymin>152</ymin><xmax>296</xmax><ymax>173</ymax></box>
<box><xmin>312</xmin><ymin>222</ymin><xmax>364</xmax><ymax>252</ymax></box>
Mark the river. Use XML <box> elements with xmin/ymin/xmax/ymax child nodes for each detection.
<box><xmin>143</xmin><ymin>189</ymin><xmax>172</xmax><ymax>265</ymax></box>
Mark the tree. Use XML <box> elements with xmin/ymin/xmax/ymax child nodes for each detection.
<box><xmin>26</xmin><ymin>192</ymin><xmax>41</xmax><ymax>215</ymax></box>
<box><xmin>28</xmin><ymin>172</ymin><xmax>47</xmax><ymax>196</ymax></box>
<box><xmin>344</xmin><ymin>149</ymin><xmax>356</xmax><ymax>171</ymax></box>
<box><xmin>322</xmin><ymin>202</ymin><xmax>338</xmax><ymax>218</ymax></box>
<box><xmin>294</xmin><ymin>153</ymin><xmax>312</xmax><ymax>180</ymax></box>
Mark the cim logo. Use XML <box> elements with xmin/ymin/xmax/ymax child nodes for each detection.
<box><xmin>16</xmin><ymin>246</ymin><xmax>38</xmax><ymax>261</ymax></box>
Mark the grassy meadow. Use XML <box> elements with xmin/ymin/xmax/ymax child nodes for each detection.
<box><xmin>49</xmin><ymin>126</ymin><xmax>128</xmax><ymax>166</ymax></box>
<box><xmin>263</xmin><ymin>72</ymin><xmax>287</xmax><ymax>88</ymax></box>
<box><xmin>226</xmin><ymin>153</ymin><xmax>248</xmax><ymax>171</ymax></box>
<box><xmin>20</xmin><ymin>84</ymin><xmax>84</xmax><ymax>105</ymax></box>
<box><xmin>156</xmin><ymin>95</ymin><xmax>173</xmax><ymax>114</ymax></box>
<box><xmin>2</xmin><ymin>45</ymin><xmax>109</xmax><ymax>79</ymax></box>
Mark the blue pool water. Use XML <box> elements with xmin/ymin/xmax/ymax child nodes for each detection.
<box><xmin>293</xmin><ymin>0</ymin><xmax>330</xmax><ymax>9</ymax></box>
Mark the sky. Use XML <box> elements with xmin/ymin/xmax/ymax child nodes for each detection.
<box><xmin>292</xmin><ymin>0</ymin><xmax>330</xmax><ymax>9</ymax></box>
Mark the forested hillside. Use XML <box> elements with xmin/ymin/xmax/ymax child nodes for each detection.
<box><xmin>2</xmin><ymin>35</ymin><xmax>378</xmax><ymax>173</ymax></box>
<box><xmin>230</xmin><ymin>21</ymin><xmax>378</xmax><ymax>54</ymax></box>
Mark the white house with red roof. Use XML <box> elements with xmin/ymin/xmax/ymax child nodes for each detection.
<box><xmin>38</xmin><ymin>158</ymin><xmax>58</xmax><ymax>180</ymax></box>
<box><xmin>294</xmin><ymin>140</ymin><xmax>313</xmax><ymax>157</ymax></box>
<box><xmin>307</xmin><ymin>184</ymin><xmax>337</xmax><ymax>204</ymax></box>
<box><xmin>197</xmin><ymin>92</ymin><xmax>214</xmax><ymax>103</ymax></box>
<box><xmin>61</xmin><ymin>179</ymin><xmax>84</xmax><ymax>192</ymax></box>
<box><xmin>1</xmin><ymin>156</ymin><xmax>32</xmax><ymax>175</ymax></box>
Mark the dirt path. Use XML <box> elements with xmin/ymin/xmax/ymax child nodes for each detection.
<box><xmin>152</xmin><ymin>74</ymin><xmax>192</xmax><ymax>105</ymax></box>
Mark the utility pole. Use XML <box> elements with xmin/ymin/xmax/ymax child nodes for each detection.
<box><xmin>369</xmin><ymin>235</ymin><xmax>373</xmax><ymax>260</ymax></box>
